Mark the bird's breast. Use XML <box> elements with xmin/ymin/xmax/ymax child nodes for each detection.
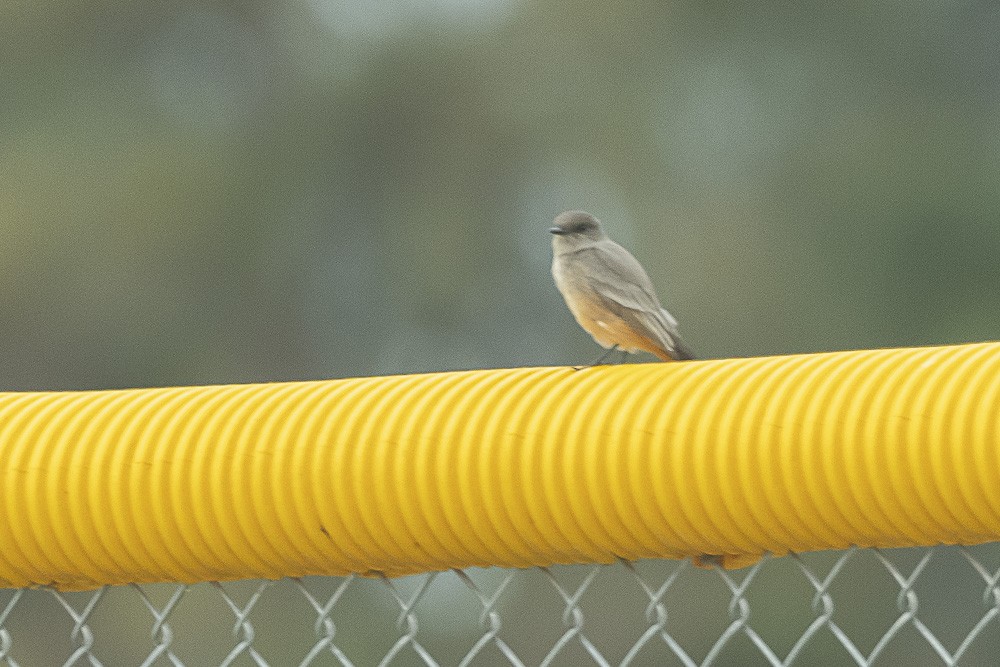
<box><xmin>551</xmin><ymin>255</ymin><xmax>587</xmax><ymax>301</ymax></box>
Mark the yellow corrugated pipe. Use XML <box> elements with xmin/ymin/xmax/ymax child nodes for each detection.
<box><xmin>1</xmin><ymin>342</ymin><xmax>999</xmax><ymax>590</ymax></box>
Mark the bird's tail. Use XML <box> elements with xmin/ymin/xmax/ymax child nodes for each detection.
<box><xmin>646</xmin><ymin>309</ymin><xmax>696</xmax><ymax>361</ymax></box>
<box><xmin>670</xmin><ymin>336</ymin><xmax>696</xmax><ymax>361</ymax></box>
<box><xmin>649</xmin><ymin>335</ymin><xmax>695</xmax><ymax>362</ymax></box>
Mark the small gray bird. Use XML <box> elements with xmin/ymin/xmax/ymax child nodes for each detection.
<box><xmin>550</xmin><ymin>210</ymin><xmax>694</xmax><ymax>363</ymax></box>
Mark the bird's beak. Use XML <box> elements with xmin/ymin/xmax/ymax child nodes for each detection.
<box><xmin>549</xmin><ymin>227</ymin><xmax>566</xmax><ymax>235</ymax></box>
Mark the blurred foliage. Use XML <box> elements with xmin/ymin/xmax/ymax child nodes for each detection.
<box><xmin>1</xmin><ymin>1</ymin><xmax>999</xmax><ymax>663</ymax></box>
<box><xmin>2</xmin><ymin>1</ymin><xmax>999</xmax><ymax>391</ymax></box>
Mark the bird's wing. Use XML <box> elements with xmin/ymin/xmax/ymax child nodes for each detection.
<box><xmin>574</xmin><ymin>243</ymin><xmax>691</xmax><ymax>358</ymax></box>
<box><xmin>580</xmin><ymin>242</ymin><xmax>664</xmax><ymax>312</ymax></box>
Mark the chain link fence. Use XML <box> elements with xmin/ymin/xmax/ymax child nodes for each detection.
<box><xmin>1</xmin><ymin>544</ymin><xmax>998</xmax><ymax>666</ymax></box>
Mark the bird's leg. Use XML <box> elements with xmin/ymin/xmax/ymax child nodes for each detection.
<box><xmin>590</xmin><ymin>344</ymin><xmax>620</xmax><ymax>366</ymax></box>
<box><xmin>573</xmin><ymin>345</ymin><xmax>620</xmax><ymax>370</ymax></box>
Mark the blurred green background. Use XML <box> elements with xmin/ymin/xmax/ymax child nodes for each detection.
<box><xmin>4</xmin><ymin>1</ymin><xmax>1000</xmax><ymax>392</ymax></box>
<box><xmin>3</xmin><ymin>1</ymin><xmax>1000</xmax><ymax>665</ymax></box>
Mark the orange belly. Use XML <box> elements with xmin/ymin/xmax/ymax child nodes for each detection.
<box><xmin>566</xmin><ymin>295</ymin><xmax>671</xmax><ymax>360</ymax></box>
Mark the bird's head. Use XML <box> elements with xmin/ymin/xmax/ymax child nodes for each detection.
<box><xmin>549</xmin><ymin>211</ymin><xmax>608</xmax><ymax>249</ymax></box>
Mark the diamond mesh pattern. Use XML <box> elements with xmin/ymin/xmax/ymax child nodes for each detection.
<box><xmin>1</xmin><ymin>546</ymin><xmax>998</xmax><ymax>666</ymax></box>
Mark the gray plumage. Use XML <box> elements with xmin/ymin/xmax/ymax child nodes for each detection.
<box><xmin>550</xmin><ymin>210</ymin><xmax>694</xmax><ymax>362</ymax></box>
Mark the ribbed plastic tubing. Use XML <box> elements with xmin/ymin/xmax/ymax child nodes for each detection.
<box><xmin>1</xmin><ymin>342</ymin><xmax>999</xmax><ymax>590</ymax></box>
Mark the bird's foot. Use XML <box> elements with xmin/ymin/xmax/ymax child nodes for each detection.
<box><xmin>573</xmin><ymin>345</ymin><xmax>621</xmax><ymax>370</ymax></box>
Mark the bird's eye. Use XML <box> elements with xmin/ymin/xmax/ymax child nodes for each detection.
<box><xmin>573</xmin><ymin>223</ymin><xmax>590</xmax><ymax>233</ymax></box>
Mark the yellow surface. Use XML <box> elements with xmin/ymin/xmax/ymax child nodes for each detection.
<box><xmin>1</xmin><ymin>343</ymin><xmax>999</xmax><ymax>590</ymax></box>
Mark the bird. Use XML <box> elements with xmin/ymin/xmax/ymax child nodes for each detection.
<box><xmin>549</xmin><ymin>210</ymin><xmax>694</xmax><ymax>364</ymax></box>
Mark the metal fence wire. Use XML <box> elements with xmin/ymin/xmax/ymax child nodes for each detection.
<box><xmin>2</xmin><ymin>544</ymin><xmax>999</xmax><ymax>666</ymax></box>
